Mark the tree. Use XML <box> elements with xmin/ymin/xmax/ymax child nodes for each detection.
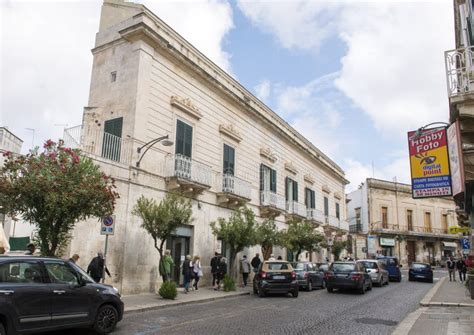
<box><xmin>283</xmin><ymin>220</ymin><xmax>324</xmax><ymax>261</ymax></box>
<box><xmin>0</xmin><ymin>140</ymin><xmax>118</xmax><ymax>256</ymax></box>
<box><xmin>132</xmin><ymin>193</ymin><xmax>192</xmax><ymax>281</ymax></box>
<box><xmin>332</xmin><ymin>240</ymin><xmax>347</xmax><ymax>261</ymax></box>
<box><xmin>255</xmin><ymin>219</ymin><xmax>283</xmax><ymax>260</ymax></box>
<box><xmin>210</xmin><ymin>207</ymin><xmax>258</xmax><ymax>277</ymax></box>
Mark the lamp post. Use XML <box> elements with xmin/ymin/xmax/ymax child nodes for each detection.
<box><xmin>135</xmin><ymin>135</ymin><xmax>173</xmax><ymax>168</ymax></box>
<box><xmin>412</xmin><ymin>122</ymin><xmax>450</xmax><ymax>140</ymax></box>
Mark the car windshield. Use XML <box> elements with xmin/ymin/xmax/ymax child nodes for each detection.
<box><xmin>267</xmin><ymin>262</ymin><xmax>290</xmax><ymax>270</ymax></box>
<box><xmin>319</xmin><ymin>264</ymin><xmax>328</xmax><ymax>271</ymax></box>
<box><xmin>331</xmin><ymin>263</ymin><xmax>355</xmax><ymax>272</ymax></box>
<box><xmin>69</xmin><ymin>262</ymin><xmax>95</xmax><ymax>283</ymax></box>
<box><xmin>292</xmin><ymin>263</ymin><xmax>305</xmax><ymax>271</ymax></box>
<box><xmin>361</xmin><ymin>261</ymin><xmax>378</xmax><ymax>269</ymax></box>
<box><xmin>412</xmin><ymin>263</ymin><xmax>429</xmax><ymax>269</ymax></box>
<box><xmin>386</xmin><ymin>258</ymin><xmax>398</xmax><ymax>266</ymax></box>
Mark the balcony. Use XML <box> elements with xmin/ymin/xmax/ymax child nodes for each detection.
<box><xmin>259</xmin><ymin>191</ymin><xmax>286</xmax><ymax>218</ymax></box>
<box><xmin>217</xmin><ymin>173</ymin><xmax>252</xmax><ymax>207</ymax></box>
<box><xmin>322</xmin><ymin>215</ymin><xmax>345</xmax><ymax>233</ymax></box>
<box><xmin>165</xmin><ymin>154</ymin><xmax>212</xmax><ymax>195</ymax></box>
<box><xmin>306</xmin><ymin>208</ymin><xmax>325</xmax><ymax>226</ymax></box>
<box><xmin>445</xmin><ymin>46</ymin><xmax>474</xmax><ymax>98</ymax></box>
<box><xmin>63</xmin><ymin>125</ymin><xmax>133</xmax><ymax>165</ymax></box>
<box><xmin>285</xmin><ymin>201</ymin><xmax>307</xmax><ymax>221</ymax></box>
<box><xmin>349</xmin><ymin>223</ymin><xmax>363</xmax><ymax>234</ymax></box>
<box><xmin>371</xmin><ymin>223</ymin><xmax>459</xmax><ymax>239</ymax></box>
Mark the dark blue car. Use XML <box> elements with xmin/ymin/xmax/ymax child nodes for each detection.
<box><xmin>377</xmin><ymin>256</ymin><xmax>402</xmax><ymax>282</ymax></box>
<box><xmin>408</xmin><ymin>263</ymin><xmax>433</xmax><ymax>283</ymax></box>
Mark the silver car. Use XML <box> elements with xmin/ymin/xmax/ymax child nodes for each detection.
<box><xmin>359</xmin><ymin>260</ymin><xmax>389</xmax><ymax>287</ymax></box>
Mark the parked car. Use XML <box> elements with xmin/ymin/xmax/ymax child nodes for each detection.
<box><xmin>317</xmin><ymin>263</ymin><xmax>329</xmax><ymax>274</ymax></box>
<box><xmin>359</xmin><ymin>259</ymin><xmax>389</xmax><ymax>287</ymax></box>
<box><xmin>377</xmin><ymin>256</ymin><xmax>402</xmax><ymax>282</ymax></box>
<box><xmin>325</xmin><ymin>261</ymin><xmax>372</xmax><ymax>294</ymax></box>
<box><xmin>408</xmin><ymin>262</ymin><xmax>434</xmax><ymax>283</ymax></box>
<box><xmin>0</xmin><ymin>256</ymin><xmax>123</xmax><ymax>335</ymax></box>
<box><xmin>291</xmin><ymin>262</ymin><xmax>325</xmax><ymax>291</ymax></box>
<box><xmin>253</xmin><ymin>261</ymin><xmax>299</xmax><ymax>298</ymax></box>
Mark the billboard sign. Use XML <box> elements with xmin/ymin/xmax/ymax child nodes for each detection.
<box><xmin>408</xmin><ymin>127</ymin><xmax>452</xmax><ymax>198</ymax></box>
<box><xmin>447</xmin><ymin>121</ymin><xmax>465</xmax><ymax>197</ymax></box>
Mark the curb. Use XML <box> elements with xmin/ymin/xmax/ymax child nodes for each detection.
<box><xmin>124</xmin><ymin>291</ymin><xmax>250</xmax><ymax>314</ymax></box>
<box><xmin>419</xmin><ymin>276</ymin><xmax>446</xmax><ymax>306</ymax></box>
<box><xmin>420</xmin><ymin>301</ymin><xmax>474</xmax><ymax>307</ymax></box>
<box><xmin>391</xmin><ymin>307</ymin><xmax>428</xmax><ymax>335</ymax></box>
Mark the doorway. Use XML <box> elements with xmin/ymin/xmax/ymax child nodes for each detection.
<box><xmin>167</xmin><ymin>236</ymin><xmax>190</xmax><ymax>285</ymax></box>
<box><xmin>426</xmin><ymin>242</ymin><xmax>434</xmax><ymax>265</ymax></box>
<box><xmin>406</xmin><ymin>241</ymin><xmax>416</xmax><ymax>265</ymax></box>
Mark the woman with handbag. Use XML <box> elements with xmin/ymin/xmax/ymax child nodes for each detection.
<box><xmin>192</xmin><ymin>255</ymin><xmax>202</xmax><ymax>290</ymax></box>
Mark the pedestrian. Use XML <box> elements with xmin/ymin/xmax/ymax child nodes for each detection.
<box><xmin>182</xmin><ymin>255</ymin><xmax>193</xmax><ymax>293</ymax></box>
<box><xmin>69</xmin><ymin>254</ymin><xmax>80</xmax><ymax>264</ymax></box>
<box><xmin>215</xmin><ymin>257</ymin><xmax>227</xmax><ymax>290</ymax></box>
<box><xmin>269</xmin><ymin>254</ymin><xmax>276</xmax><ymax>261</ymax></box>
<box><xmin>192</xmin><ymin>255</ymin><xmax>202</xmax><ymax>290</ymax></box>
<box><xmin>447</xmin><ymin>256</ymin><xmax>456</xmax><ymax>282</ymax></box>
<box><xmin>458</xmin><ymin>257</ymin><xmax>468</xmax><ymax>282</ymax></box>
<box><xmin>25</xmin><ymin>243</ymin><xmax>36</xmax><ymax>255</ymax></box>
<box><xmin>162</xmin><ymin>249</ymin><xmax>174</xmax><ymax>282</ymax></box>
<box><xmin>211</xmin><ymin>252</ymin><xmax>221</xmax><ymax>286</ymax></box>
<box><xmin>87</xmin><ymin>252</ymin><xmax>111</xmax><ymax>283</ymax></box>
<box><xmin>240</xmin><ymin>255</ymin><xmax>251</xmax><ymax>287</ymax></box>
<box><xmin>251</xmin><ymin>253</ymin><xmax>261</xmax><ymax>272</ymax></box>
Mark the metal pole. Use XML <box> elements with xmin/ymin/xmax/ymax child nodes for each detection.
<box><xmin>102</xmin><ymin>235</ymin><xmax>109</xmax><ymax>283</ymax></box>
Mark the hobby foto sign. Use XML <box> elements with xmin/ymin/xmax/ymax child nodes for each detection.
<box><xmin>407</xmin><ymin>127</ymin><xmax>452</xmax><ymax>198</ymax></box>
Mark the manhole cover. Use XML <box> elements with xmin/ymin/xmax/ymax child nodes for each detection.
<box><xmin>356</xmin><ymin>318</ymin><xmax>398</xmax><ymax>326</ymax></box>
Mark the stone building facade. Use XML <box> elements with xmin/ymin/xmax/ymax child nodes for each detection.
<box><xmin>64</xmin><ymin>0</ymin><xmax>349</xmax><ymax>294</ymax></box>
<box><xmin>347</xmin><ymin>178</ymin><xmax>462</xmax><ymax>266</ymax></box>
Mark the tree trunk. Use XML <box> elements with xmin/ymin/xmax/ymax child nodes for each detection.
<box><xmin>262</xmin><ymin>245</ymin><xmax>273</xmax><ymax>260</ymax></box>
<box><xmin>229</xmin><ymin>248</ymin><xmax>237</xmax><ymax>279</ymax></box>
<box><xmin>155</xmin><ymin>239</ymin><xmax>166</xmax><ymax>282</ymax></box>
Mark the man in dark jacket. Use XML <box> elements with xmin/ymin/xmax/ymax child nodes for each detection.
<box><xmin>87</xmin><ymin>252</ymin><xmax>111</xmax><ymax>283</ymax></box>
<box><xmin>456</xmin><ymin>257</ymin><xmax>467</xmax><ymax>282</ymax></box>
<box><xmin>210</xmin><ymin>252</ymin><xmax>221</xmax><ymax>286</ymax></box>
<box><xmin>251</xmin><ymin>253</ymin><xmax>261</xmax><ymax>272</ymax></box>
<box><xmin>447</xmin><ymin>257</ymin><xmax>456</xmax><ymax>282</ymax></box>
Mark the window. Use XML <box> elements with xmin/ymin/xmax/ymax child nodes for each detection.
<box><xmin>324</xmin><ymin>197</ymin><xmax>329</xmax><ymax>216</ymax></box>
<box><xmin>382</xmin><ymin>207</ymin><xmax>388</xmax><ymax>228</ymax></box>
<box><xmin>407</xmin><ymin>210</ymin><xmax>413</xmax><ymax>231</ymax></box>
<box><xmin>110</xmin><ymin>71</ymin><xmax>117</xmax><ymax>82</ymax></box>
<box><xmin>45</xmin><ymin>262</ymin><xmax>80</xmax><ymax>285</ymax></box>
<box><xmin>102</xmin><ymin>117</ymin><xmax>123</xmax><ymax>162</ymax></box>
<box><xmin>266</xmin><ymin>263</ymin><xmax>289</xmax><ymax>270</ymax></box>
<box><xmin>330</xmin><ymin>263</ymin><xmax>355</xmax><ymax>272</ymax></box>
<box><xmin>336</xmin><ymin>203</ymin><xmax>340</xmax><ymax>219</ymax></box>
<box><xmin>260</xmin><ymin>164</ymin><xmax>276</xmax><ymax>192</ymax></box>
<box><xmin>285</xmin><ymin>177</ymin><xmax>298</xmax><ymax>202</ymax></box>
<box><xmin>175</xmin><ymin>120</ymin><xmax>193</xmax><ymax>157</ymax></box>
<box><xmin>223</xmin><ymin>144</ymin><xmax>235</xmax><ymax>175</ymax></box>
<box><xmin>355</xmin><ymin>207</ymin><xmax>361</xmax><ymax>225</ymax></box>
<box><xmin>424</xmin><ymin>212</ymin><xmax>432</xmax><ymax>233</ymax></box>
<box><xmin>305</xmin><ymin>188</ymin><xmax>315</xmax><ymax>209</ymax></box>
<box><xmin>442</xmin><ymin>214</ymin><xmax>448</xmax><ymax>233</ymax></box>
<box><xmin>0</xmin><ymin>262</ymin><xmax>43</xmax><ymax>283</ymax></box>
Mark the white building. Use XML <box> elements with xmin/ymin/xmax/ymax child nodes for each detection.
<box><xmin>64</xmin><ymin>0</ymin><xmax>349</xmax><ymax>294</ymax></box>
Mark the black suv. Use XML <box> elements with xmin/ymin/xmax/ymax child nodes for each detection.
<box><xmin>0</xmin><ymin>256</ymin><xmax>123</xmax><ymax>334</ymax></box>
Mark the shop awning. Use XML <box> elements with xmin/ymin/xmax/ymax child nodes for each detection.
<box><xmin>442</xmin><ymin>241</ymin><xmax>458</xmax><ymax>248</ymax></box>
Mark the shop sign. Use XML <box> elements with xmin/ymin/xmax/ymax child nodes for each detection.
<box><xmin>447</xmin><ymin>121</ymin><xmax>465</xmax><ymax>196</ymax></box>
<box><xmin>380</xmin><ymin>238</ymin><xmax>395</xmax><ymax>247</ymax></box>
<box><xmin>367</xmin><ymin>235</ymin><xmax>377</xmax><ymax>254</ymax></box>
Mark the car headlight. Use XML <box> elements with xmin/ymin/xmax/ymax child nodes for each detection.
<box><xmin>112</xmin><ymin>286</ymin><xmax>120</xmax><ymax>296</ymax></box>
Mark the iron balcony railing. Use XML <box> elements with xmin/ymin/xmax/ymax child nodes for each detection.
<box><xmin>63</xmin><ymin>125</ymin><xmax>133</xmax><ymax>165</ymax></box>
<box><xmin>445</xmin><ymin>46</ymin><xmax>474</xmax><ymax>97</ymax></box>
<box><xmin>221</xmin><ymin>173</ymin><xmax>252</xmax><ymax>199</ymax></box>
<box><xmin>306</xmin><ymin>208</ymin><xmax>325</xmax><ymax>223</ymax></box>
<box><xmin>349</xmin><ymin>223</ymin><xmax>363</xmax><ymax>233</ymax></box>
<box><xmin>260</xmin><ymin>190</ymin><xmax>286</xmax><ymax>211</ymax></box>
<box><xmin>371</xmin><ymin>222</ymin><xmax>452</xmax><ymax>235</ymax></box>
<box><xmin>165</xmin><ymin>154</ymin><xmax>212</xmax><ymax>187</ymax></box>
<box><xmin>286</xmin><ymin>201</ymin><xmax>307</xmax><ymax>217</ymax></box>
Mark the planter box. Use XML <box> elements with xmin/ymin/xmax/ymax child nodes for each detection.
<box><xmin>469</xmin><ymin>275</ymin><xmax>474</xmax><ymax>300</ymax></box>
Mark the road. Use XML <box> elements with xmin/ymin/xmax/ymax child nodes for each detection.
<box><xmin>48</xmin><ymin>270</ymin><xmax>446</xmax><ymax>335</ymax></box>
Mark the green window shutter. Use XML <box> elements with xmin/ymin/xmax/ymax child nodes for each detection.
<box><xmin>104</xmin><ymin>117</ymin><xmax>123</xmax><ymax>137</ymax></box>
<box><xmin>223</xmin><ymin>144</ymin><xmax>235</xmax><ymax>175</ymax></box>
<box><xmin>285</xmin><ymin>177</ymin><xmax>289</xmax><ymax>200</ymax></box>
<box><xmin>311</xmin><ymin>190</ymin><xmax>315</xmax><ymax>209</ymax></box>
<box><xmin>102</xmin><ymin>117</ymin><xmax>123</xmax><ymax>162</ymax></box>
<box><xmin>176</xmin><ymin>120</ymin><xmax>193</xmax><ymax>157</ymax></box>
<box><xmin>270</xmin><ymin>169</ymin><xmax>277</xmax><ymax>192</ymax></box>
<box><xmin>260</xmin><ymin>164</ymin><xmax>264</xmax><ymax>191</ymax></box>
<box><xmin>336</xmin><ymin>203</ymin><xmax>340</xmax><ymax>219</ymax></box>
<box><xmin>324</xmin><ymin>197</ymin><xmax>329</xmax><ymax>216</ymax></box>
<box><xmin>293</xmin><ymin>181</ymin><xmax>298</xmax><ymax>202</ymax></box>
<box><xmin>175</xmin><ymin>120</ymin><xmax>184</xmax><ymax>155</ymax></box>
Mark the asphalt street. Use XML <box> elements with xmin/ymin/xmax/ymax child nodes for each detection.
<box><xmin>47</xmin><ymin>270</ymin><xmax>447</xmax><ymax>335</ymax></box>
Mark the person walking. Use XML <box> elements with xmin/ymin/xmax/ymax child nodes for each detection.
<box><xmin>211</xmin><ymin>252</ymin><xmax>221</xmax><ymax>286</ymax></box>
<box><xmin>447</xmin><ymin>256</ymin><xmax>456</xmax><ymax>282</ymax></box>
<box><xmin>25</xmin><ymin>243</ymin><xmax>36</xmax><ymax>255</ymax></box>
<box><xmin>251</xmin><ymin>253</ymin><xmax>261</xmax><ymax>272</ymax></box>
<box><xmin>69</xmin><ymin>254</ymin><xmax>80</xmax><ymax>264</ymax></box>
<box><xmin>215</xmin><ymin>257</ymin><xmax>227</xmax><ymax>290</ymax></box>
<box><xmin>182</xmin><ymin>255</ymin><xmax>193</xmax><ymax>293</ymax></box>
<box><xmin>458</xmin><ymin>257</ymin><xmax>468</xmax><ymax>282</ymax></box>
<box><xmin>162</xmin><ymin>250</ymin><xmax>174</xmax><ymax>282</ymax></box>
<box><xmin>192</xmin><ymin>256</ymin><xmax>202</xmax><ymax>290</ymax></box>
<box><xmin>240</xmin><ymin>255</ymin><xmax>251</xmax><ymax>287</ymax></box>
<box><xmin>87</xmin><ymin>252</ymin><xmax>111</xmax><ymax>283</ymax></box>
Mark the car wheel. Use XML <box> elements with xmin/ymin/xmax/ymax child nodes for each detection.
<box><xmin>0</xmin><ymin>323</ymin><xmax>5</xmax><ymax>335</ymax></box>
<box><xmin>368</xmin><ymin>281</ymin><xmax>373</xmax><ymax>291</ymax></box>
<box><xmin>358</xmin><ymin>284</ymin><xmax>365</xmax><ymax>294</ymax></box>
<box><xmin>327</xmin><ymin>287</ymin><xmax>333</xmax><ymax>293</ymax></box>
<box><xmin>253</xmin><ymin>283</ymin><xmax>258</xmax><ymax>294</ymax></box>
<box><xmin>93</xmin><ymin>304</ymin><xmax>119</xmax><ymax>334</ymax></box>
<box><xmin>258</xmin><ymin>285</ymin><xmax>266</xmax><ymax>298</ymax></box>
<box><xmin>385</xmin><ymin>277</ymin><xmax>389</xmax><ymax>285</ymax></box>
<box><xmin>397</xmin><ymin>276</ymin><xmax>402</xmax><ymax>282</ymax></box>
<box><xmin>321</xmin><ymin>279</ymin><xmax>326</xmax><ymax>289</ymax></box>
<box><xmin>409</xmin><ymin>276</ymin><xmax>414</xmax><ymax>282</ymax></box>
<box><xmin>306</xmin><ymin>280</ymin><xmax>313</xmax><ymax>291</ymax></box>
<box><xmin>292</xmin><ymin>290</ymin><xmax>299</xmax><ymax>298</ymax></box>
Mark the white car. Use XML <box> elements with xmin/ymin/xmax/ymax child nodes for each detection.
<box><xmin>359</xmin><ymin>259</ymin><xmax>389</xmax><ymax>287</ymax></box>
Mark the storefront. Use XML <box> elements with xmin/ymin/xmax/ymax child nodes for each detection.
<box><xmin>380</xmin><ymin>237</ymin><xmax>395</xmax><ymax>256</ymax></box>
<box><xmin>442</xmin><ymin>241</ymin><xmax>458</xmax><ymax>259</ymax></box>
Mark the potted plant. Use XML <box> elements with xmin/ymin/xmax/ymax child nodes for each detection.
<box><xmin>467</xmin><ymin>267</ymin><xmax>474</xmax><ymax>299</ymax></box>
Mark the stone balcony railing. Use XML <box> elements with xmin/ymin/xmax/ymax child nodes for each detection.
<box><xmin>286</xmin><ymin>201</ymin><xmax>307</xmax><ymax>218</ymax></box>
<box><xmin>260</xmin><ymin>191</ymin><xmax>286</xmax><ymax>211</ymax></box>
<box><xmin>371</xmin><ymin>223</ymin><xmax>456</xmax><ymax>237</ymax></box>
<box><xmin>307</xmin><ymin>208</ymin><xmax>325</xmax><ymax>223</ymax></box>
<box><xmin>445</xmin><ymin>46</ymin><xmax>474</xmax><ymax>97</ymax></box>
<box><xmin>221</xmin><ymin>173</ymin><xmax>252</xmax><ymax>200</ymax></box>
<box><xmin>165</xmin><ymin>154</ymin><xmax>213</xmax><ymax>188</ymax></box>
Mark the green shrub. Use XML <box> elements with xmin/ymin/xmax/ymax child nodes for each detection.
<box><xmin>223</xmin><ymin>275</ymin><xmax>236</xmax><ymax>292</ymax></box>
<box><xmin>158</xmin><ymin>281</ymin><xmax>178</xmax><ymax>300</ymax></box>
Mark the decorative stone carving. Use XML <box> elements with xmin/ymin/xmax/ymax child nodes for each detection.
<box><xmin>284</xmin><ymin>162</ymin><xmax>298</xmax><ymax>175</ymax></box>
<box><xmin>304</xmin><ymin>174</ymin><xmax>315</xmax><ymax>184</ymax></box>
<box><xmin>170</xmin><ymin>95</ymin><xmax>202</xmax><ymax>119</ymax></box>
<box><xmin>260</xmin><ymin>147</ymin><xmax>277</xmax><ymax>163</ymax></box>
<box><xmin>219</xmin><ymin>124</ymin><xmax>242</xmax><ymax>142</ymax></box>
<box><xmin>322</xmin><ymin>185</ymin><xmax>331</xmax><ymax>194</ymax></box>
<box><xmin>334</xmin><ymin>192</ymin><xmax>342</xmax><ymax>200</ymax></box>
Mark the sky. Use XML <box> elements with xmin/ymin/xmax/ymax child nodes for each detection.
<box><xmin>0</xmin><ymin>0</ymin><xmax>455</xmax><ymax>191</ymax></box>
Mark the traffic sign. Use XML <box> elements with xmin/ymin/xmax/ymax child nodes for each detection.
<box><xmin>101</xmin><ymin>216</ymin><xmax>115</xmax><ymax>235</ymax></box>
<box><xmin>461</xmin><ymin>238</ymin><xmax>470</xmax><ymax>250</ymax></box>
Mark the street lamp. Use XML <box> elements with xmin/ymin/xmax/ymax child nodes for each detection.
<box><xmin>136</xmin><ymin>135</ymin><xmax>173</xmax><ymax>168</ymax></box>
<box><xmin>413</xmin><ymin>122</ymin><xmax>450</xmax><ymax>140</ymax></box>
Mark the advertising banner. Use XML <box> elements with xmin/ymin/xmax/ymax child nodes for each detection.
<box><xmin>447</xmin><ymin>121</ymin><xmax>465</xmax><ymax>197</ymax></box>
<box><xmin>407</xmin><ymin>127</ymin><xmax>452</xmax><ymax>198</ymax></box>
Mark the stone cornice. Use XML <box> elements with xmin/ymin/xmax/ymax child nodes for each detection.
<box><xmin>260</xmin><ymin>148</ymin><xmax>277</xmax><ymax>163</ymax></box>
<box><xmin>284</xmin><ymin>162</ymin><xmax>298</xmax><ymax>175</ymax></box>
<box><xmin>304</xmin><ymin>174</ymin><xmax>315</xmax><ymax>184</ymax></box>
<box><xmin>334</xmin><ymin>192</ymin><xmax>342</xmax><ymax>200</ymax></box>
<box><xmin>170</xmin><ymin>95</ymin><xmax>202</xmax><ymax>120</ymax></box>
<box><xmin>219</xmin><ymin>124</ymin><xmax>242</xmax><ymax>143</ymax></box>
<box><xmin>322</xmin><ymin>185</ymin><xmax>331</xmax><ymax>194</ymax></box>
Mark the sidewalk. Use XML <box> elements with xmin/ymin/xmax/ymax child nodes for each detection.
<box><xmin>393</xmin><ymin>277</ymin><xmax>474</xmax><ymax>335</ymax></box>
<box><xmin>122</xmin><ymin>286</ymin><xmax>251</xmax><ymax>314</ymax></box>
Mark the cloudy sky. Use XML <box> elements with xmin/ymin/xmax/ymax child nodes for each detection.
<box><xmin>1</xmin><ymin>0</ymin><xmax>454</xmax><ymax>191</ymax></box>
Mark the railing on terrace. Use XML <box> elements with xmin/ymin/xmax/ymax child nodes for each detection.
<box><xmin>165</xmin><ymin>154</ymin><xmax>213</xmax><ymax>187</ymax></box>
<box><xmin>328</xmin><ymin>215</ymin><xmax>341</xmax><ymax>229</ymax></box>
<box><xmin>307</xmin><ymin>208</ymin><xmax>325</xmax><ymax>223</ymax></box>
<box><xmin>349</xmin><ymin>223</ymin><xmax>363</xmax><ymax>233</ymax></box>
<box><xmin>260</xmin><ymin>191</ymin><xmax>286</xmax><ymax>211</ymax></box>
<box><xmin>63</xmin><ymin>125</ymin><xmax>133</xmax><ymax>165</ymax></box>
<box><xmin>371</xmin><ymin>223</ymin><xmax>451</xmax><ymax>235</ymax></box>
<box><xmin>286</xmin><ymin>201</ymin><xmax>307</xmax><ymax>217</ymax></box>
<box><xmin>445</xmin><ymin>46</ymin><xmax>474</xmax><ymax>97</ymax></box>
<box><xmin>221</xmin><ymin>173</ymin><xmax>252</xmax><ymax>199</ymax></box>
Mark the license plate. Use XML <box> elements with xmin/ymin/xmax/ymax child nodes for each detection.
<box><xmin>273</xmin><ymin>275</ymin><xmax>285</xmax><ymax>280</ymax></box>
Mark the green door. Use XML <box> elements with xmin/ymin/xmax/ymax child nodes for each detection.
<box><xmin>102</xmin><ymin>117</ymin><xmax>123</xmax><ymax>162</ymax></box>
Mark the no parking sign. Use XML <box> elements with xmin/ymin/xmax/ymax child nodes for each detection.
<box><xmin>101</xmin><ymin>216</ymin><xmax>115</xmax><ymax>235</ymax></box>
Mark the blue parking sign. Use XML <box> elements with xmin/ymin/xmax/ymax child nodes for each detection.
<box><xmin>461</xmin><ymin>238</ymin><xmax>470</xmax><ymax>250</ymax></box>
